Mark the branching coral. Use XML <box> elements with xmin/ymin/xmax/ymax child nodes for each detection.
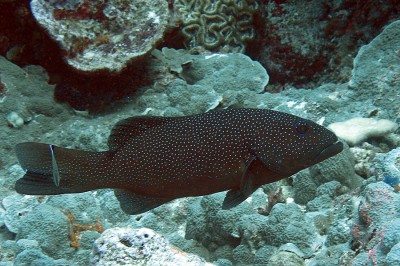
<box><xmin>174</xmin><ymin>0</ymin><xmax>258</xmax><ymax>52</ymax></box>
<box><xmin>64</xmin><ymin>211</ymin><xmax>104</xmax><ymax>249</ymax></box>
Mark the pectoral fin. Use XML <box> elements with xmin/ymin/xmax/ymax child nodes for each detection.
<box><xmin>222</xmin><ymin>156</ymin><xmax>258</xmax><ymax>209</ymax></box>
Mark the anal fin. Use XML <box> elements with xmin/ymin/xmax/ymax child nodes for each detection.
<box><xmin>114</xmin><ymin>189</ymin><xmax>174</xmax><ymax>215</ymax></box>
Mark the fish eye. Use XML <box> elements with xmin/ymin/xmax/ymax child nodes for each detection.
<box><xmin>295</xmin><ymin>120</ymin><xmax>309</xmax><ymax>135</ymax></box>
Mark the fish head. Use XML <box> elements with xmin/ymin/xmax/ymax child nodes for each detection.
<box><xmin>256</xmin><ymin>112</ymin><xmax>343</xmax><ymax>176</ymax></box>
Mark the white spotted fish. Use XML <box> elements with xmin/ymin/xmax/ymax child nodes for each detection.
<box><xmin>15</xmin><ymin>108</ymin><xmax>343</xmax><ymax>214</ymax></box>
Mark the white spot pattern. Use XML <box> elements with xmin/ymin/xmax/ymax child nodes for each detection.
<box><xmin>92</xmin><ymin>109</ymin><xmax>338</xmax><ymax>198</ymax></box>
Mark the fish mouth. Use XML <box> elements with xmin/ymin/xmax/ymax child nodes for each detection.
<box><xmin>314</xmin><ymin>140</ymin><xmax>344</xmax><ymax>164</ymax></box>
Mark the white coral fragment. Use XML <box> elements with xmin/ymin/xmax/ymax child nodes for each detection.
<box><xmin>328</xmin><ymin>117</ymin><xmax>398</xmax><ymax>145</ymax></box>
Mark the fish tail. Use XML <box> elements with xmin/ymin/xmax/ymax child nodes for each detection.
<box><xmin>15</xmin><ymin>142</ymin><xmax>111</xmax><ymax>195</ymax></box>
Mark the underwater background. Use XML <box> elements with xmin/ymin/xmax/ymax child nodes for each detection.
<box><xmin>0</xmin><ymin>0</ymin><xmax>400</xmax><ymax>265</ymax></box>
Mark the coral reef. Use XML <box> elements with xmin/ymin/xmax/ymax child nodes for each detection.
<box><xmin>0</xmin><ymin>56</ymin><xmax>73</xmax><ymax>198</ymax></box>
<box><xmin>2</xmin><ymin>191</ymin><xmax>108</xmax><ymax>264</ymax></box>
<box><xmin>309</xmin><ymin>144</ymin><xmax>363</xmax><ymax>190</ymax></box>
<box><xmin>2</xmin><ymin>194</ymin><xmax>41</xmax><ymax>235</ymax></box>
<box><xmin>30</xmin><ymin>0</ymin><xmax>169</xmax><ymax>71</ymax></box>
<box><xmin>174</xmin><ymin>0</ymin><xmax>258</xmax><ymax>52</ymax></box>
<box><xmin>141</xmin><ymin>48</ymin><xmax>269</xmax><ymax>116</ymax></box>
<box><xmin>1</xmin><ymin>16</ymin><xmax>400</xmax><ymax>265</ymax></box>
<box><xmin>351</xmin><ymin>182</ymin><xmax>400</xmax><ymax>265</ymax></box>
<box><xmin>16</xmin><ymin>204</ymin><xmax>71</xmax><ymax>258</ymax></box>
<box><xmin>386</xmin><ymin>242</ymin><xmax>400</xmax><ymax>266</ymax></box>
<box><xmin>185</xmin><ymin>192</ymin><xmax>322</xmax><ymax>263</ymax></box>
<box><xmin>91</xmin><ymin>227</ymin><xmax>212</xmax><ymax>266</ymax></box>
<box><xmin>349</xmin><ymin>20</ymin><xmax>400</xmax><ymax>91</ymax></box>
<box><xmin>348</xmin><ymin>20</ymin><xmax>400</xmax><ymax>121</ymax></box>
<box><xmin>291</xmin><ymin>145</ymin><xmax>362</xmax><ymax>208</ymax></box>
<box><xmin>185</xmin><ymin>193</ymin><xmax>254</xmax><ymax>250</ymax></box>
<box><xmin>372</xmin><ymin>147</ymin><xmax>400</xmax><ymax>190</ymax></box>
<box><xmin>351</xmin><ymin>145</ymin><xmax>379</xmax><ymax>178</ymax></box>
<box><xmin>91</xmin><ymin>227</ymin><xmax>168</xmax><ymax>265</ymax></box>
<box><xmin>0</xmin><ymin>56</ymin><xmax>68</xmax><ymax>130</ymax></box>
<box><xmin>254</xmin><ymin>1</ymin><xmax>400</xmax><ymax>86</ymax></box>
<box><xmin>261</xmin><ymin>203</ymin><xmax>319</xmax><ymax>256</ymax></box>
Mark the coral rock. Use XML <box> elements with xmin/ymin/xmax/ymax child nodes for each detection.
<box><xmin>372</xmin><ymin>147</ymin><xmax>400</xmax><ymax>189</ymax></box>
<box><xmin>91</xmin><ymin>227</ymin><xmax>212</xmax><ymax>266</ymax></box>
<box><xmin>30</xmin><ymin>0</ymin><xmax>169</xmax><ymax>72</ymax></box>
<box><xmin>349</xmin><ymin>20</ymin><xmax>400</xmax><ymax>91</ymax></box>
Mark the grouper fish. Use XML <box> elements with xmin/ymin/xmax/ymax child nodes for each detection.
<box><xmin>15</xmin><ymin>108</ymin><xmax>343</xmax><ymax>214</ymax></box>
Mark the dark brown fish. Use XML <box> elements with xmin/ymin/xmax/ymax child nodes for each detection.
<box><xmin>15</xmin><ymin>108</ymin><xmax>343</xmax><ymax>214</ymax></box>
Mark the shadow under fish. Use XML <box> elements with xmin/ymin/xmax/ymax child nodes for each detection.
<box><xmin>15</xmin><ymin>108</ymin><xmax>343</xmax><ymax>215</ymax></box>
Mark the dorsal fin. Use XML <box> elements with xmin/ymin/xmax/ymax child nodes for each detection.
<box><xmin>108</xmin><ymin>116</ymin><xmax>168</xmax><ymax>150</ymax></box>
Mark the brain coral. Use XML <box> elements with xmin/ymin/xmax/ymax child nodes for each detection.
<box><xmin>174</xmin><ymin>0</ymin><xmax>258</xmax><ymax>52</ymax></box>
<box><xmin>30</xmin><ymin>0</ymin><xmax>169</xmax><ymax>72</ymax></box>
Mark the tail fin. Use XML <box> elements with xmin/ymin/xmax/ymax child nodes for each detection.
<box><xmin>15</xmin><ymin>142</ymin><xmax>111</xmax><ymax>195</ymax></box>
